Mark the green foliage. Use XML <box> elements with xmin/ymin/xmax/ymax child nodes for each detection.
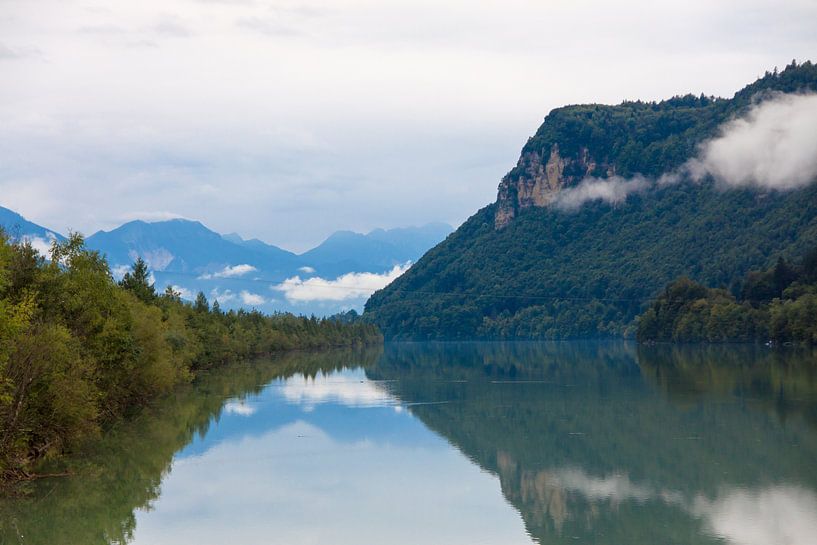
<box><xmin>367</xmin><ymin>181</ymin><xmax>817</xmax><ymax>340</ymax></box>
<box><xmin>637</xmin><ymin>252</ymin><xmax>817</xmax><ymax>343</ymax></box>
<box><xmin>0</xmin><ymin>235</ymin><xmax>381</xmax><ymax>477</ymax></box>
<box><xmin>118</xmin><ymin>257</ymin><xmax>156</xmax><ymax>304</ymax></box>
<box><xmin>0</xmin><ymin>347</ymin><xmax>381</xmax><ymax>543</ymax></box>
<box><xmin>365</xmin><ymin>62</ymin><xmax>817</xmax><ymax>340</ymax></box>
<box><xmin>510</xmin><ymin>61</ymin><xmax>817</xmax><ymax>181</ymax></box>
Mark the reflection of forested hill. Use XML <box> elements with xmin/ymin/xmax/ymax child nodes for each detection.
<box><xmin>0</xmin><ymin>347</ymin><xmax>381</xmax><ymax>545</ymax></box>
<box><xmin>5</xmin><ymin>342</ymin><xmax>816</xmax><ymax>545</ymax></box>
<box><xmin>638</xmin><ymin>344</ymin><xmax>817</xmax><ymax>427</ymax></box>
<box><xmin>368</xmin><ymin>342</ymin><xmax>817</xmax><ymax>545</ymax></box>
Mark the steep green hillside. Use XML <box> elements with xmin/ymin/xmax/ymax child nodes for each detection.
<box><xmin>365</xmin><ymin>62</ymin><xmax>817</xmax><ymax>339</ymax></box>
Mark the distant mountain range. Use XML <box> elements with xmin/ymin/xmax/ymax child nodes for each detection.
<box><xmin>298</xmin><ymin>223</ymin><xmax>452</xmax><ymax>277</ymax></box>
<box><xmin>0</xmin><ymin>205</ymin><xmax>452</xmax><ymax>315</ymax></box>
<box><xmin>0</xmin><ymin>206</ymin><xmax>66</xmax><ymax>254</ymax></box>
<box><xmin>86</xmin><ymin>219</ymin><xmax>298</xmax><ymax>276</ymax></box>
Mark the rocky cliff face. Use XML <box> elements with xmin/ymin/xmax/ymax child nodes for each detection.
<box><xmin>494</xmin><ymin>144</ymin><xmax>613</xmax><ymax>229</ymax></box>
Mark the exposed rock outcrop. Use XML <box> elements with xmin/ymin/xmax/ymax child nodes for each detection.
<box><xmin>494</xmin><ymin>144</ymin><xmax>611</xmax><ymax>229</ymax></box>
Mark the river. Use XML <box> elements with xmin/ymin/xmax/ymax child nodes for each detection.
<box><xmin>2</xmin><ymin>341</ymin><xmax>817</xmax><ymax>545</ymax></box>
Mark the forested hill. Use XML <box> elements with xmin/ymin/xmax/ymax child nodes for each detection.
<box><xmin>364</xmin><ymin>61</ymin><xmax>817</xmax><ymax>340</ymax></box>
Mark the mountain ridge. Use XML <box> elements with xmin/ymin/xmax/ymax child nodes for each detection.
<box><xmin>0</xmin><ymin>207</ymin><xmax>451</xmax><ymax>315</ymax></box>
<box><xmin>364</xmin><ymin>61</ymin><xmax>817</xmax><ymax>340</ymax></box>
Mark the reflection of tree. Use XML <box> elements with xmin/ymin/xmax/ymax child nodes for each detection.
<box><xmin>637</xmin><ymin>344</ymin><xmax>817</xmax><ymax>428</ymax></box>
<box><xmin>4</xmin><ymin>342</ymin><xmax>816</xmax><ymax>545</ymax></box>
<box><xmin>369</xmin><ymin>342</ymin><xmax>817</xmax><ymax>545</ymax></box>
<box><xmin>0</xmin><ymin>347</ymin><xmax>381</xmax><ymax>545</ymax></box>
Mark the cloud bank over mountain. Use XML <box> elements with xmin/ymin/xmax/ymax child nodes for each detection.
<box><xmin>555</xmin><ymin>93</ymin><xmax>817</xmax><ymax>210</ymax></box>
<box><xmin>689</xmin><ymin>92</ymin><xmax>817</xmax><ymax>190</ymax></box>
<box><xmin>274</xmin><ymin>264</ymin><xmax>410</xmax><ymax>303</ymax></box>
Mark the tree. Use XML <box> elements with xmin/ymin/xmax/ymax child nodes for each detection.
<box><xmin>194</xmin><ymin>291</ymin><xmax>209</xmax><ymax>313</ymax></box>
<box><xmin>163</xmin><ymin>285</ymin><xmax>181</xmax><ymax>302</ymax></box>
<box><xmin>119</xmin><ymin>258</ymin><xmax>156</xmax><ymax>303</ymax></box>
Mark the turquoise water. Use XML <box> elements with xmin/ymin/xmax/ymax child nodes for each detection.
<box><xmin>3</xmin><ymin>342</ymin><xmax>817</xmax><ymax>545</ymax></box>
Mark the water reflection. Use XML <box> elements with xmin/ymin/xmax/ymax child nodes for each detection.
<box><xmin>369</xmin><ymin>342</ymin><xmax>817</xmax><ymax>544</ymax></box>
<box><xmin>279</xmin><ymin>369</ymin><xmax>396</xmax><ymax>409</ymax></box>
<box><xmin>2</xmin><ymin>342</ymin><xmax>816</xmax><ymax>545</ymax></box>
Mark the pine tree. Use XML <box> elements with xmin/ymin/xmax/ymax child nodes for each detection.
<box><xmin>119</xmin><ymin>257</ymin><xmax>156</xmax><ymax>303</ymax></box>
<box><xmin>194</xmin><ymin>291</ymin><xmax>209</xmax><ymax>313</ymax></box>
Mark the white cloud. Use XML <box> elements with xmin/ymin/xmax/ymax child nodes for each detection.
<box><xmin>2</xmin><ymin>1</ymin><xmax>815</xmax><ymax>250</ymax></box>
<box><xmin>555</xmin><ymin>175</ymin><xmax>650</xmax><ymax>210</ymax></box>
<box><xmin>167</xmin><ymin>284</ymin><xmax>195</xmax><ymax>300</ymax></box>
<box><xmin>119</xmin><ymin>210</ymin><xmax>189</xmax><ymax>222</ymax></box>
<box><xmin>688</xmin><ymin>93</ymin><xmax>817</xmax><ymax>190</ymax></box>
<box><xmin>273</xmin><ymin>263</ymin><xmax>410</xmax><ymax>303</ymax></box>
<box><xmin>128</xmin><ymin>247</ymin><xmax>174</xmax><ymax>271</ymax></box>
<box><xmin>199</xmin><ymin>263</ymin><xmax>257</xmax><ymax>279</ymax></box>
<box><xmin>298</xmin><ymin>266</ymin><xmax>316</xmax><ymax>274</ymax></box>
<box><xmin>21</xmin><ymin>231</ymin><xmax>57</xmax><ymax>257</ymax></box>
<box><xmin>555</xmin><ymin>92</ymin><xmax>817</xmax><ymax>211</ymax></box>
<box><xmin>111</xmin><ymin>264</ymin><xmax>131</xmax><ymax>280</ymax></box>
<box><xmin>239</xmin><ymin>290</ymin><xmax>265</xmax><ymax>305</ymax></box>
<box><xmin>209</xmin><ymin>288</ymin><xmax>236</xmax><ymax>304</ymax></box>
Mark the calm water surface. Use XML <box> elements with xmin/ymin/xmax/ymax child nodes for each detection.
<box><xmin>3</xmin><ymin>342</ymin><xmax>817</xmax><ymax>545</ymax></box>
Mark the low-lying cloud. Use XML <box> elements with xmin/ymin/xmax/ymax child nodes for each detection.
<box><xmin>555</xmin><ymin>175</ymin><xmax>650</xmax><ymax>210</ymax></box>
<box><xmin>199</xmin><ymin>263</ymin><xmax>257</xmax><ymax>279</ymax></box>
<box><xmin>555</xmin><ymin>92</ymin><xmax>817</xmax><ymax>210</ymax></box>
<box><xmin>21</xmin><ymin>232</ymin><xmax>57</xmax><ymax>258</ymax></box>
<box><xmin>689</xmin><ymin>93</ymin><xmax>817</xmax><ymax>190</ymax></box>
<box><xmin>274</xmin><ymin>263</ymin><xmax>410</xmax><ymax>303</ymax></box>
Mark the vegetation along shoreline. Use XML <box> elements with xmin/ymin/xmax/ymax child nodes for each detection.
<box><xmin>0</xmin><ymin>233</ymin><xmax>382</xmax><ymax>484</ymax></box>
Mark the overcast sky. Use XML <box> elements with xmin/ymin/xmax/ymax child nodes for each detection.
<box><xmin>1</xmin><ymin>0</ymin><xmax>816</xmax><ymax>251</ymax></box>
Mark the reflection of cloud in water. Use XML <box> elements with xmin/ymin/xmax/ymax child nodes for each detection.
<box><xmin>134</xmin><ymin>421</ymin><xmax>532</xmax><ymax>545</ymax></box>
<box><xmin>498</xmin><ymin>456</ymin><xmax>817</xmax><ymax>545</ymax></box>
<box><xmin>550</xmin><ymin>468</ymin><xmax>654</xmax><ymax>502</ymax></box>
<box><xmin>694</xmin><ymin>486</ymin><xmax>817</xmax><ymax>545</ymax></box>
<box><xmin>281</xmin><ymin>370</ymin><xmax>395</xmax><ymax>409</ymax></box>
<box><xmin>223</xmin><ymin>400</ymin><xmax>256</xmax><ymax>416</ymax></box>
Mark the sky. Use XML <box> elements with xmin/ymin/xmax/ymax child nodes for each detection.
<box><xmin>1</xmin><ymin>0</ymin><xmax>816</xmax><ymax>251</ymax></box>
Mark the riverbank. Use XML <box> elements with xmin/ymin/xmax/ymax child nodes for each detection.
<box><xmin>0</xmin><ymin>233</ymin><xmax>381</xmax><ymax>481</ymax></box>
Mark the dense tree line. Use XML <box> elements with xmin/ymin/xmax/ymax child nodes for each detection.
<box><xmin>366</xmin><ymin>180</ymin><xmax>817</xmax><ymax>340</ymax></box>
<box><xmin>0</xmin><ymin>233</ymin><xmax>381</xmax><ymax>479</ymax></box>
<box><xmin>365</xmin><ymin>62</ymin><xmax>817</xmax><ymax>340</ymax></box>
<box><xmin>637</xmin><ymin>250</ymin><xmax>817</xmax><ymax>343</ymax></box>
